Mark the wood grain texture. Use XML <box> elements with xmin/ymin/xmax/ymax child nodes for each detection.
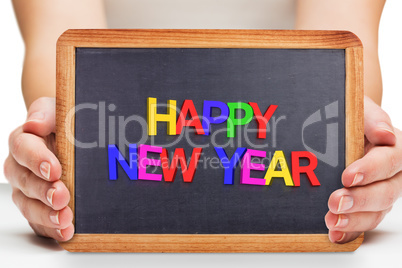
<box><xmin>57</xmin><ymin>29</ymin><xmax>362</xmax><ymax>49</ymax></box>
<box><xmin>55</xmin><ymin>45</ymin><xmax>76</xmax><ymax>219</ymax></box>
<box><xmin>56</xmin><ymin>29</ymin><xmax>364</xmax><ymax>252</ymax></box>
<box><xmin>60</xmin><ymin>234</ymin><xmax>364</xmax><ymax>253</ymax></box>
<box><xmin>345</xmin><ymin>47</ymin><xmax>365</xmax><ymax>167</ymax></box>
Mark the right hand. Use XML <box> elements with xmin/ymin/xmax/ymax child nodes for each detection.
<box><xmin>3</xmin><ymin>97</ymin><xmax>74</xmax><ymax>241</ymax></box>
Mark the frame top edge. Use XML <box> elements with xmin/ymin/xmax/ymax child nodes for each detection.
<box><xmin>56</xmin><ymin>29</ymin><xmax>362</xmax><ymax>49</ymax></box>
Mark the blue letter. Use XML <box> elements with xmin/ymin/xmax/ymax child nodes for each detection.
<box><xmin>214</xmin><ymin>147</ymin><xmax>247</xmax><ymax>185</ymax></box>
<box><xmin>202</xmin><ymin>101</ymin><xmax>229</xmax><ymax>135</ymax></box>
<box><xmin>108</xmin><ymin>144</ymin><xmax>138</xmax><ymax>180</ymax></box>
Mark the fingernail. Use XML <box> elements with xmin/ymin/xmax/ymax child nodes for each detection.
<box><xmin>40</xmin><ymin>162</ymin><xmax>51</xmax><ymax>180</ymax></box>
<box><xmin>47</xmin><ymin>188</ymin><xmax>56</xmax><ymax>206</ymax></box>
<box><xmin>335</xmin><ymin>215</ymin><xmax>349</xmax><ymax>228</ymax></box>
<box><xmin>56</xmin><ymin>229</ymin><xmax>64</xmax><ymax>239</ymax></box>
<box><xmin>377</xmin><ymin>122</ymin><xmax>395</xmax><ymax>136</ymax></box>
<box><xmin>27</xmin><ymin>112</ymin><xmax>44</xmax><ymax>122</ymax></box>
<box><xmin>338</xmin><ymin>196</ymin><xmax>354</xmax><ymax>212</ymax></box>
<box><xmin>336</xmin><ymin>233</ymin><xmax>346</xmax><ymax>243</ymax></box>
<box><xmin>351</xmin><ymin>173</ymin><xmax>364</xmax><ymax>186</ymax></box>
<box><xmin>49</xmin><ymin>211</ymin><xmax>60</xmax><ymax>225</ymax></box>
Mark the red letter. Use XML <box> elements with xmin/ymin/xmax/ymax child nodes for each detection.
<box><xmin>248</xmin><ymin>102</ymin><xmax>277</xmax><ymax>139</ymax></box>
<box><xmin>291</xmin><ymin>151</ymin><xmax>320</xmax><ymax>186</ymax></box>
<box><xmin>160</xmin><ymin>148</ymin><xmax>203</xmax><ymax>183</ymax></box>
<box><xmin>176</xmin><ymin>100</ymin><xmax>205</xmax><ymax>135</ymax></box>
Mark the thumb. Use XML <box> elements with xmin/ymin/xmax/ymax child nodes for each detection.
<box><xmin>23</xmin><ymin>97</ymin><xmax>56</xmax><ymax>137</ymax></box>
<box><xmin>364</xmin><ymin>95</ymin><xmax>396</xmax><ymax>146</ymax></box>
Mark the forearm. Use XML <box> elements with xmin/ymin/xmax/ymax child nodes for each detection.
<box><xmin>21</xmin><ymin>51</ymin><xmax>56</xmax><ymax>109</ymax></box>
<box><xmin>12</xmin><ymin>0</ymin><xmax>107</xmax><ymax>109</ymax></box>
<box><xmin>295</xmin><ymin>0</ymin><xmax>385</xmax><ymax>106</ymax></box>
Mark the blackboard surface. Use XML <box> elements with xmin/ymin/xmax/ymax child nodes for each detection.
<box><xmin>74</xmin><ymin>47</ymin><xmax>345</xmax><ymax>234</ymax></box>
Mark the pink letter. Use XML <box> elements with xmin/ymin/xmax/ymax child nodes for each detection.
<box><xmin>138</xmin><ymin>144</ymin><xmax>162</xmax><ymax>181</ymax></box>
<box><xmin>240</xmin><ymin>149</ymin><xmax>266</xmax><ymax>185</ymax></box>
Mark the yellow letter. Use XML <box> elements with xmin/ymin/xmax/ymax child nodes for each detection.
<box><xmin>147</xmin><ymin>97</ymin><xmax>177</xmax><ymax>136</ymax></box>
<box><xmin>264</xmin><ymin>150</ymin><xmax>294</xmax><ymax>186</ymax></box>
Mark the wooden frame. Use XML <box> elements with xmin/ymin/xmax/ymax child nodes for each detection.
<box><xmin>56</xmin><ymin>29</ymin><xmax>364</xmax><ymax>252</ymax></box>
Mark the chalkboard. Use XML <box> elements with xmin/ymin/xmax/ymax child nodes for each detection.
<box><xmin>56</xmin><ymin>29</ymin><xmax>364</xmax><ymax>252</ymax></box>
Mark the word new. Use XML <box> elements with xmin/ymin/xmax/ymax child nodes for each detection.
<box><xmin>147</xmin><ymin>97</ymin><xmax>278</xmax><ymax>138</ymax></box>
<box><xmin>108</xmin><ymin>144</ymin><xmax>320</xmax><ymax>187</ymax></box>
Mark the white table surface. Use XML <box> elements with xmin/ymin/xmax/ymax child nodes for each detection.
<box><xmin>1</xmin><ymin>182</ymin><xmax>401</xmax><ymax>268</ymax></box>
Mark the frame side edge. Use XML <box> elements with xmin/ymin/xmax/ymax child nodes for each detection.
<box><xmin>56</xmin><ymin>43</ymin><xmax>76</xmax><ymax>249</ymax></box>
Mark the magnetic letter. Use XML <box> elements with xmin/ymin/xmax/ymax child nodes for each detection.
<box><xmin>147</xmin><ymin>97</ymin><xmax>177</xmax><ymax>136</ymax></box>
<box><xmin>215</xmin><ymin>147</ymin><xmax>247</xmax><ymax>185</ymax></box>
<box><xmin>176</xmin><ymin>100</ymin><xmax>205</xmax><ymax>135</ymax></box>
<box><xmin>108</xmin><ymin>144</ymin><xmax>138</xmax><ymax>180</ymax></box>
<box><xmin>138</xmin><ymin>144</ymin><xmax>162</xmax><ymax>181</ymax></box>
<box><xmin>227</xmin><ymin>102</ymin><xmax>253</xmax><ymax>138</ymax></box>
<box><xmin>202</xmin><ymin>101</ymin><xmax>229</xmax><ymax>135</ymax></box>
<box><xmin>291</xmin><ymin>151</ymin><xmax>320</xmax><ymax>186</ymax></box>
<box><xmin>264</xmin><ymin>150</ymin><xmax>294</xmax><ymax>186</ymax></box>
<box><xmin>248</xmin><ymin>102</ymin><xmax>278</xmax><ymax>139</ymax></box>
<box><xmin>240</xmin><ymin>149</ymin><xmax>266</xmax><ymax>185</ymax></box>
<box><xmin>160</xmin><ymin>148</ymin><xmax>203</xmax><ymax>183</ymax></box>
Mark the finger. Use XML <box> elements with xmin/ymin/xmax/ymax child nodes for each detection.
<box><xmin>4</xmin><ymin>156</ymin><xmax>69</xmax><ymax>210</ymax></box>
<box><xmin>364</xmin><ymin>96</ymin><xmax>396</xmax><ymax>146</ymax></box>
<box><xmin>8</xmin><ymin>130</ymin><xmax>61</xmax><ymax>181</ymax></box>
<box><xmin>29</xmin><ymin>222</ymin><xmax>74</xmax><ymax>242</ymax></box>
<box><xmin>23</xmin><ymin>97</ymin><xmax>56</xmax><ymax>137</ymax></box>
<box><xmin>342</xmin><ymin>145</ymin><xmax>402</xmax><ymax>187</ymax></box>
<box><xmin>325</xmin><ymin>209</ymin><xmax>391</xmax><ymax>233</ymax></box>
<box><xmin>11</xmin><ymin>188</ymin><xmax>73</xmax><ymax>229</ymax></box>
<box><xmin>328</xmin><ymin>179</ymin><xmax>401</xmax><ymax>214</ymax></box>
<box><xmin>328</xmin><ymin>230</ymin><xmax>362</xmax><ymax>244</ymax></box>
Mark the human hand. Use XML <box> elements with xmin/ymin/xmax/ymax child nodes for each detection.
<box><xmin>326</xmin><ymin>96</ymin><xmax>402</xmax><ymax>243</ymax></box>
<box><xmin>3</xmin><ymin>97</ymin><xmax>74</xmax><ymax>241</ymax></box>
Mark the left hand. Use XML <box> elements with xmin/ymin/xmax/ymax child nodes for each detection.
<box><xmin>326</xmin><ymin>96</ymin><xmax>402</xmax><ymax>243</ymax></box>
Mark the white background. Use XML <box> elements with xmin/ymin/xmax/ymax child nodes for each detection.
<box><xmin>0</xmin><ymin>1</ymin><xmax>26</xmax><ymax>184</ymax></box>
<box><xmin>0</xmin><ymin>1</ymin><xmax>401</xmax><ymax>267</ymax></box>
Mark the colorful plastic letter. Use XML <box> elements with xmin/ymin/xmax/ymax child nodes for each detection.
<box><xmin>291</xmin><ymin>151</ymin><xmax>320</xmax><ymax>186</ymax></box>
<box><xmin>160</xmin><ymin>148</ymin><xmax>203</xmax><ymax>183</ymax></box>
<box><xmin>240</xmin><ymin>149</ymin><xmax>266</xmax><ymax>185</ymax></box>
<box><xmin>227</xmin><ymin>102</ymin><xmax>253</xmax><ymax>138</ymax></box>
<box><xmin>138</xmin><ymin>144</ymin><xmax>162</xmax><ymax>181</ymax></box>
<box><xmin>248</xmin><ymin>102</ymin><xmax>278</xmax><ymax>139</ymax></box>
<box><xmin>202</xmin><ymin>101</ymin><xmax>229</xmax><ymax>135</ymax></box>
<box><xmin>215</xmin><ymin>147</ymin><xmax>247</xmax><ymax>185</ymax></box>
<box><xmin>147</xmin><ymin>97</ymin><xmax>177</xmax><ymax>136</ymax></box>
<box><xmin>108</xmin><ymin>144</ymin><xmax>138</xmax><ymax>180</ymax></box>
<box><xmin>264</xmin><ymin>150</ymin><xmax>294</xmax><ymax>186</ymax></box>
<box><xmin>176</xmin><ymin>100</ymin><xmax>205</xmax><ymax>135</ymax></box>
